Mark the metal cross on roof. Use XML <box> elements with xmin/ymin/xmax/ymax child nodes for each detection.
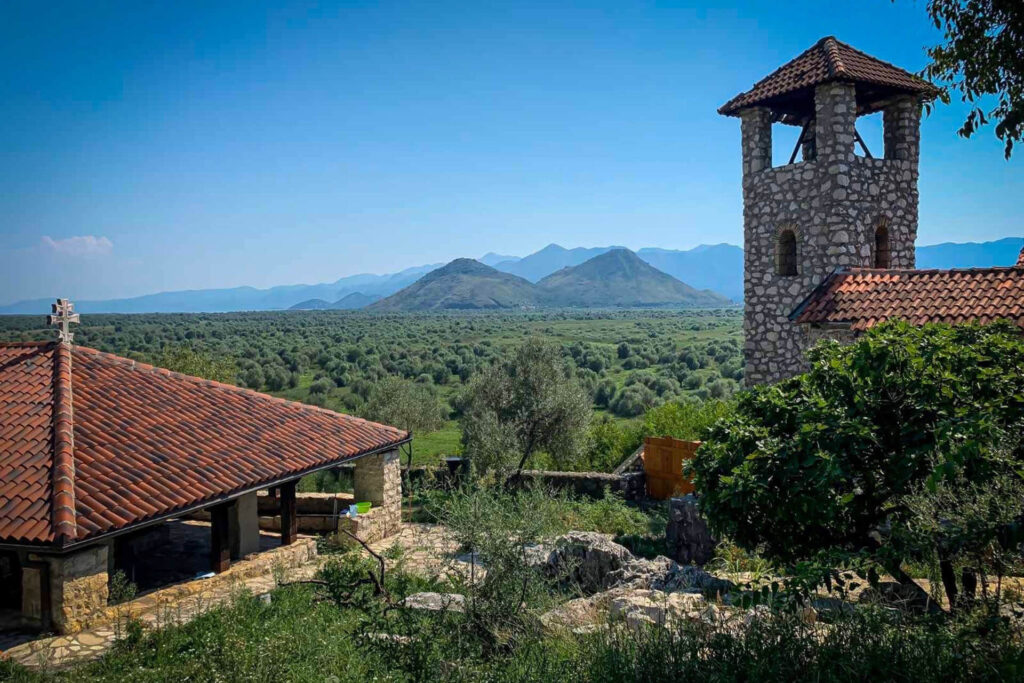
<box><xmin>47</xmin><ymin>298</ymin><xmax>80</xmax><ymax>343</ymax></box>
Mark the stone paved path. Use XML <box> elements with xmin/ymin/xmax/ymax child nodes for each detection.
<box><xmin>368</xmin><ymin>523</ymin><xmax>472</xmax><ymax>581</ymax></box>
<box><xmin>2</xmin><ymin>540</ymin><xmax>322</xmax><ymax>671</ymax></box>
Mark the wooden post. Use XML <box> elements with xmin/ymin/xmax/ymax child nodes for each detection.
<box><xmin>280</xmin><ymin>481</ymin><xmax>298</xmax><ymax>546</ymax></box>
<box><xmin>210</xmin><ymin>503</ymin><xmax>231</xmax><ymax>573</ymax></box>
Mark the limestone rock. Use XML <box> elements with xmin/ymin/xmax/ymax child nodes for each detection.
<box><xmin>402</xmin><ymin>592</ymin><xmax>466</xmax><ymax>613</ymax></box>
<box><xmin>531</xmin><ymin>532</ymin><xmax>636</xmax><ymax>593</ymax></box>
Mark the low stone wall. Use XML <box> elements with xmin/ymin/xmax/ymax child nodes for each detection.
<box><xmin>507</xmin><ymin>470</ymin><xmax>647</xmax><ymax>501</ymax></box>
<box><xmin>85</xmin><ymin>537</ymin><xmax>317</xmax><ymax>632</ymax></box>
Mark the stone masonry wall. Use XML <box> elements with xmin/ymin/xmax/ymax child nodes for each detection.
<box><xmin>742</xmin><ymin>83</ymin><xmax>922</xmax><ymax>385</ymax></box>
<box><xmin>352</xmin><ymin>449</ymin><xmax>402</xmax><ymax>542</ymax></box>
<box><xmin>25</xmin><ymin>545</ymin><xmax>110</xmax><ymax>634</ymax></box>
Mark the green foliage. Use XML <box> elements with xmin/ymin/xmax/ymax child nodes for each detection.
<box><xmin>640</xmin><ymin>399</ymin><xmax>733</xmax><ymax>441</ymax></box>
<box><xmin>587</xmin><ymin>415</ymin><xmax>643</xmax><ymax>472</ymax></box>
<box><xmin>107</xmin><ymin>570</ymin><xmax>138</xmax><ymax>606</ymax></box>
<box><xmin>156</xmin><ymin>345</ymin><xmax>237</xmax><ymax>384</ymax></box>
<box><xmin>460</xmin><ymin>338</ymin><xmax>592</xmax><ymax>475</ymax></box>
<box><xmin>693</xmin><ymin>321</ymin><xmax>1024</xmax><ymax>580</ymax></box>
<box><xmin>363</xmin><ymin>375</ymin><xmax>446</xmax><ymax>435</ymax></box>
<box><xmin>922</xmin><ymin>0</ymin><xmax>1024</xmax><ymax>158</ymax></box>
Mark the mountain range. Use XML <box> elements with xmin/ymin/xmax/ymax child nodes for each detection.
<box><xmin>0</xmin><ymin>237</ymin><xmax>1019</xmax><ymax>314</ymax></box>
<box><xmin>370</xmin><ymin>249</ymin><xmax>730</xmax><ymax>311</ymax></box>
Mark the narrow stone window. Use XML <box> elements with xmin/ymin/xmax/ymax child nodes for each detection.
<box><xmin>874</xmin><ymin>221</ymin><xmax>891</xmax><ymax>268</ymax></box>
<box><xmin>776</xmin><ymin>229</ymin><xmax>798</xmax><ymax>276</ymax></box>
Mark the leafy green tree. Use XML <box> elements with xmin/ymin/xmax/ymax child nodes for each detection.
<box><xmin>364</xmin><ymin>375</ymin><xmax>446</xmax><ymax>472</ymax></box>
<box><xmin>364</xmin><ymin>375</ymin><xmax>446</xmax><ymax>436</ymax></box>
<box><xmin>157</xmin><ymin>346</ymin><xmax>237</xmax><ymax>384</ymax></box>
<box><xmin>920</xmin><ymin>0</ymin><xmax>1024</xmax><ymax>158</ymax></box>
<box><xmin>460</xmin><ymin>339</ymin><xmax>591</xmax><ymax>476</ymax></box>
<box><xmin>692</xmin><ymin>321</ymin><xmax>1024</xmax><ymax>608</ymax></box>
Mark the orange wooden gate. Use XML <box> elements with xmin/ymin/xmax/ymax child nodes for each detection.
<box><xmin>642</xmin><ymin>436</ymin><xmax>700</xmax><ymax>500</ymax></box>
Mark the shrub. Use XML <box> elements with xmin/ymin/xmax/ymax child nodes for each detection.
<box><xmin>693</xmin><ymin>320</ymin><xmax>1024</xmax><ymax>607</ymax></box>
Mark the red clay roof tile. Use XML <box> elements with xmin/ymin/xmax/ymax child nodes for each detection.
<box><xmin>0</xmin><ymin>342</ymin><xmax>408</xmax><ymax>547</ymax></box>
<box><xmin>791</xmin><ymin>265</ymin><xmax>1024</xmax><ymax>331</ymax></box>
<box><xmin>719</xmin><ymin>36</ymin><xmax>939</xmax><ymax>117</ymax></box>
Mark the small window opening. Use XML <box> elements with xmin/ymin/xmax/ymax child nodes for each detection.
<box><xmin>776</xmin><ymin>229</ymin><xmax>798</xmax><ymax>276</ymax></box>
<box><xmin>874</xmin><ymin>221</ymin><xmax>891</xmax><ymax>268</ymax></box>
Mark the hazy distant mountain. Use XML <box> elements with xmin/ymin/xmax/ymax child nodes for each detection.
<box><xmin>289</xmin><ymin>298</ymin><xmax>334</xmax><ymax>310</ymax></box>
<box><xmin>334</xmin><ymin>292</ymin><xmax>381</xmax><ymax>309</ymax></box>
<box><xmin>0</xmin><ymin>264</ymin><xmax>441</xmax><ymax>314</ymax></box>
<box><xmin>3</xmin><ymin>238</ymin><xmax>1019</xmax><ymax>314</ymax></box>
<box><xmin>635</xmin><ymin>244</ymin><xmax>744</xmax><ymax>302</ymax></box>
<box><xmin>539</xmin><ymin>249</ymin><xmax>731</xmax><ymax>308</ymax></box>
<box><xmin>369</xmin><ymin>259</ymin><xmax>548</xmax><ymax>311</ymax></box>
<box><xmin>493</xmin><ymin>244</ymin><xmax>625</xmax><ymax>282</ymax></box>
<box><xmin>916</xmin><ymin>237</ymin><xmax>1024</xmax><ymax>270</ymax></box>
<box><xmin>478</xmin><ymin>252</ymin><xmax>521</xmax><ymax>267</ymax></box>
<box><xmin>288</xmin><ymin>292</ymin><xmax>381</xmax><ymax>311</ymax></box>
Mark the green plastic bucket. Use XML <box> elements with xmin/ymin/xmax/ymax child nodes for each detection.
<box><xmin>355</xmin><ymin>501</ymin><xmax>372</xmax><ymax>514</ymax></box>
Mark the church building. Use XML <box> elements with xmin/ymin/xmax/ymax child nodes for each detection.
<box><xmin>720</xmin><ymin>37</ymin><xmax>1024</xmax><ymax>385</ymax></box>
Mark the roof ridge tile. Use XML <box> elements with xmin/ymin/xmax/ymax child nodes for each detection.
<box><xmin>51</xmin><ymin>342</ymin><xmax>78</xmax><ymax>545</ymax></box>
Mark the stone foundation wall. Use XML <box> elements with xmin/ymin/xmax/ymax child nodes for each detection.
<box><xmin>507</xmin><ymin>469</ymin><xmax>647</xmax><ymax>501</ymax></box>
<box><xmin>24</xmin><ymin>545</ymin><xmax>110</xmax><ymax>634</ymax></box>
<box><xmin>740</xmin><ymin>84</ymin><xmax>922</xmax><ymax>386</ymax></box>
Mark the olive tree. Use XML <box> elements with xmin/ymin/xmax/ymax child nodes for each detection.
<box><xmin>460</xmin><ymin>338</ymin><xmax>591</xmax><ymax>477</ymax></box>
<box><xmin>692</xmin><ymin>321</ymin><xmax>1024</xmax><ymax>609</ymax></box>
<box><xmin>364</xmin><ymin>376</ymin><xmax>447</xmax><ymax>476</ymax></box>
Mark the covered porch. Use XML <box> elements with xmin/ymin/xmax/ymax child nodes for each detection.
<box><xmin>1</xmin><ymin>447</ymin><xmax>402</xmax><ymax>637</ymax></box>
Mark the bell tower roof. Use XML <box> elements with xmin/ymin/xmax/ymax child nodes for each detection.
<box><xmin>718</xmin><ymin>36</ymin><xmax>939</xmax><ymax>123</ymax></box>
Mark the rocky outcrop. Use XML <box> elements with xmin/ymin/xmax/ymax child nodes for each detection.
<box><xmin>530</xmin><ymin>532</ymin><xmax>733</xmax><ymax>597</ymax></box>
<box><xmin>535</xmin><ymin>531</ymin><xmax>739</xmax><ymax>632</ymax></box>
<box><xmin>529</xmin><ymin>532</ymin><xmax>636</xmax><ymax>592</ymax></box>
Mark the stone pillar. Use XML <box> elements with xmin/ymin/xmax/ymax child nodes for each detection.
<box><xmin>740</xmin><ymin>107</ymin><xmax>772</xmax><ymax>175</ymax></box>
<box><xmin>354</xmin><ymin>449</ymin><xmax>402</xmax><ymax>539</ymax></box>
<box><xmin>230</xmin><ymin>492</ymin><xmax>261</xmax><ymax>560</ymax></box>
<box><xmin>26</xmin><ymin>546</ymin><xmax>109</xmax><ymax>634</ymax></box>
<box><xmin>884</xmin><ymin>96</ymin><xmax>922</xmax><ymax>165</ymax></box>
<box><xmin>814</xmin><ymin>82</ymin><xmax>857</xmax><ymax>162</ymax></box>
<box><xmin>666</xmin><ymin>495</ymin><xmax>716</xmax><ymax>567</ymax></box>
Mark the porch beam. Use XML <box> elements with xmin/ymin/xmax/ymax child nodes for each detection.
<box><xmin>210</xmin><ymin>502</ymin><xmax>232</xmax><ymax>573</ymax></box>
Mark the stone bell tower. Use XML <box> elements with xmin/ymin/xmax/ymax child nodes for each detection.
<box><xmin>718</xmin><ymin>37</ymin><xmax>939</xmax><ymax>385</ymax></box>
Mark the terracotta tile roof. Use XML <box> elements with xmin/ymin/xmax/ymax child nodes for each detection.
<box><xmin>790</xmin><ymin>263</ymin><xmax>1024</xmax><ymax>331</ymax></box>
<box><xmin>719</xmin><ymin>36</ymin><xmax>940</xmax><ymax>117</ymax></box>
<box><xmin>0</xmin><ymin>343</ymin><xmax>409</xmax><ymax>547</ymax></box>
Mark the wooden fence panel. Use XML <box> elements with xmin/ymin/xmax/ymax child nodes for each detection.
<box><xmin>642</xmin><ymin>436</ymin><xmax>701</xmax><ymax>500</ymax></box>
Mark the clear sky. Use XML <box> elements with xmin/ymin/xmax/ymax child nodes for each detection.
<box><xmin>1</xmin><ymin>0</ymin><xmax>1020</xmax><ymax>304</ymax></box>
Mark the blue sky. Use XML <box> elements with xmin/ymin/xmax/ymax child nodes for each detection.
<box><xmin>1</xmin><ymin>0</ymin><xmax>1020</xmax><ymax>304</ymax></box>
